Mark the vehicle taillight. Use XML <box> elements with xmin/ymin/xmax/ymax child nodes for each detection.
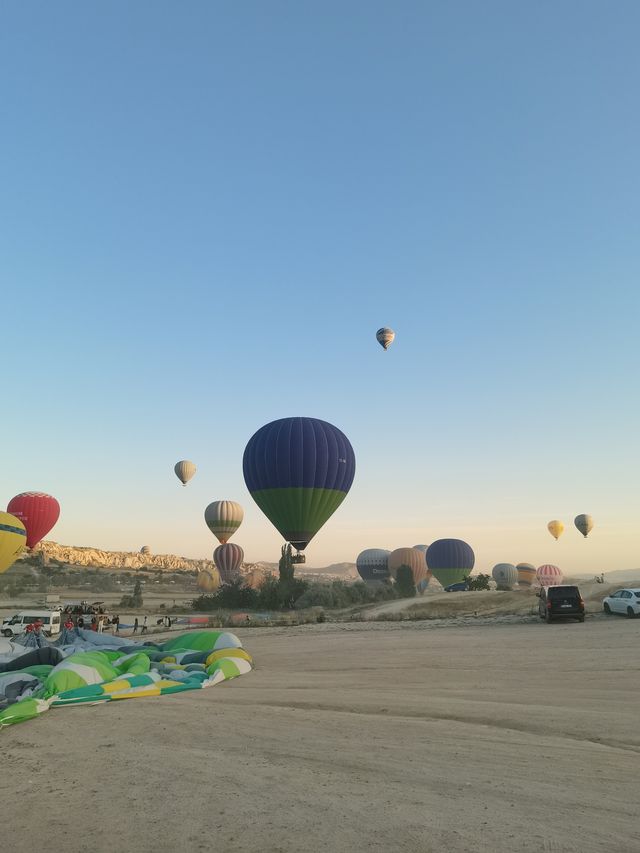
<box><xmin>579</xmin><ymin>598</ymin><xmax>585</xmax><ymax>608</ymax></box>
<box><xmin>547</xmin><ymin>601</ymin><xmax>552</xmax><ymax>609</ymax></box>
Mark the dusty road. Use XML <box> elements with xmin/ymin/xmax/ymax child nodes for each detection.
<box><xmin>2</xmin><ymin>617</ymin><xmax>639</xmax><ymax>852</ymax></box>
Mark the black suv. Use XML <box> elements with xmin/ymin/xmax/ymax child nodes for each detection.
<box><xmin>538</xmin><ymin>585</ymin><xmax>585</xmax><ymax>623</ymax></box>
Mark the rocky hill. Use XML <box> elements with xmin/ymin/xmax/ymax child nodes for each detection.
<box><xmin>23</xmin><ymin>541</ymin><xmax>214</xmax><ymax>573</ymax></box>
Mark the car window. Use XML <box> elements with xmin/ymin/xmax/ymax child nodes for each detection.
<box><xmin>635</xmin><ymin>593</ymin><xmax>640</xmax><ymax>599</ymax></box>
<box><xmin>621</xmin><ymin>591</ymin><xmax>631</xmax><ymax>599</ymax></box>
<box><xmin>548</xmin><ymin>587</ymin><xmax>579</xmax><ymax>598</ymax></box>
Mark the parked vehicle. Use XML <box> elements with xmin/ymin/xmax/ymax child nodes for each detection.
<box><xmin>538</xmin><ymin>585</ymin><xmax>585</xmax><ymax>623</ymax></box>
<box><xmin>444</xmin><ymin>581</ymin><xmax>469</xmax><ymax>592</ymax></box>
<box><xmin>602</xmin><ymin>588</ymin><xmax>640</xmax><ymax>618</ymax></box>
<box><xmin>1</xmin><ymin>610</ymin><xmax>62</xmax><ymax>638</ymax></box>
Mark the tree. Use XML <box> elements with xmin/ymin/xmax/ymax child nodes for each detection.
<box><xmin>132</xmin><ymin>578</ymin><xmax>143</xmax><ymax>608</ymax></box>
<box><xmin>394</xmin><ymin>565</ymin><xmax>417</xmax><ymax>598</ymax></box>
<box><xmin>467</xmin><ymin>573</ymin><xmax>491</xmax><ymax>591</ymax></box>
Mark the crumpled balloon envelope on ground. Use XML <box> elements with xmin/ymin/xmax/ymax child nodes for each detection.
<box><xmin>0</xmin><ymin>630</ymin><xmax>252</xmax><ymax>728</ymax></box>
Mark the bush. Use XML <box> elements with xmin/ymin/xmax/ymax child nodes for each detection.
<box><xmin>467</xmin><ymin>573</ymin><xmax>491</xmax><ymax>591</ymax></box>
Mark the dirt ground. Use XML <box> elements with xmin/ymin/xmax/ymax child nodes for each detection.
<box><xmin>2</xmin><ymin>616</ymin><xmax>639</xmax><ymax>853</ymax></box>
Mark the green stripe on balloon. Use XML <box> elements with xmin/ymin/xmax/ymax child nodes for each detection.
<box><xmin>249</xmin><ymin>487</ymin><xmax>349</xmax><ymax>549</ymax></box>
<box><xmin>430</xmin><ymin>568</ymin><xmax>471</xmax><ymax>587</ymax></box>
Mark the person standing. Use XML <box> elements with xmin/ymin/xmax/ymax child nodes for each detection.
<box><xmin>113</xmin><ymin>614</ymin><xmax>120</xmax><ymax>634</ymax></box>
<box><xmin>141</xmin><ymin>615</ymin><xmax>148</xmax><ymax>635</ymax></box>
<box><xmin>133</xmin><ymin>617</ymin><xmax>139</xmax><ymax>634</ymax></box>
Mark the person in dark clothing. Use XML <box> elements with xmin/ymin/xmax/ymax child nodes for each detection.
<box><xmin>113</xmin><ymin>615</ymin><xmax>120</xmax><ymax>633</ymax></box>
<box><xmin>133</xmin><ymin>617</ymin><xmax>138</xmax><ymax>634</ymax></box>
<box><xmin>77</xmin><ymin>616</ymin><xmax>85</xmax><ymax>629</ymax></box>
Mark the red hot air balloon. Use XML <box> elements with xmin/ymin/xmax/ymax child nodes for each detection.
<box><xmin>6</xmin><ymin>492</ymin><xmax>60</xmax><ymax>549</ymax></box>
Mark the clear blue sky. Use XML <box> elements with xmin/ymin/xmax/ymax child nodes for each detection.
<box><xmin>2</xmin><ymin>2</ymin><xmax>638</xmax><ymax>573</ymax></box>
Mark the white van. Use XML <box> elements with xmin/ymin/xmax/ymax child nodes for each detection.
<box><xmin>1</xmin><ymin>610</ymin><xmax>62</xmax><ymax>638</ymax></box>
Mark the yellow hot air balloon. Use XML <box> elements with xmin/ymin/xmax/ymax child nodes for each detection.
<box><xmin>547</xmin><ymin>520</ymin><xmax>564</xmax><ymax>541</ymax></box>
<box><xmin>197</xmin><ymin>569</ymin><xmax>220</xmax><ymax>593</ymax></box>
<box><xmin>0</xmin><ymin>512</ymin><xmax>27</xmax><ymax>574</ymax></box>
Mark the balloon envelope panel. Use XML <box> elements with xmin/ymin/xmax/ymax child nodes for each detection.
<box><xmin>426</xmin><ymin>539</ymin><xmax>475</xmax><ymax>587</ymax></box>
<box><xmin>243</xmin><ymin>417</ymin><xmax>355</xmax><ymax>550</ymax></box>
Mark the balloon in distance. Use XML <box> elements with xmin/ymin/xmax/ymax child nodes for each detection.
<box><xmin>537</xmin><ymin>564</ymin><xmax>563</xmax><ymax>586</ymax></box>
<box><xmin>356</xmin><ymin>549</ymin><xmax>391</xmax><ymax>584</ymax></box>
<box><xmin>516</xmin><ymin>563</ymin><xmax>536</xmax><ymax>587</ymax></box>
<box><xmin>547</xmin><ymin>520</ymin><xmax>564</xmax><ymax>541</ymax></box>
<box><xmin>214</xmin><ymin>543</ymin><xmax>244</xmax><ymax>585</ymax></box>
<box><xmin>492</xmin><ymin>563</ymin><xmax>518</xmax><ymax>590</ymax></box>
<box><xmin>376</xmin><ymin>327</ymin><xmax>395</xmax><ymax>351</ymax></box>
<box><xmin>204</xmin><ymin>501</ymin><xmax>244</xmax><ymax>544</ymax></box>
<box><xmin>574</xmin><ymin>514</ymin><xmax>594</xmax><ymax>538</ymax></box>
<box><xmin>174</xmin><ymin>460</ymin><xmax>196</xmax><ymax>486</ymax></box>
<box><xmin>426</xmin><ymin>539</ymin><xmax>475</xmax><ymax>588</ymax></box>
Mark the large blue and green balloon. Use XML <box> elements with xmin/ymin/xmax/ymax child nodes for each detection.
<box><xmin>426</xmin><ymin>538</ymin><xmax>475</xmax><ymax>587</ymax></box>
<box><xmin>243</xmin><ymin>417</ymin><xmax>356</xmax><ymax>551</ymax></box>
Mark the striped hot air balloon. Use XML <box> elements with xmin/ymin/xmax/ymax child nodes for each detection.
<box><xmin>243</xmin><ymin>417</ymin><xmax>355</xmax><ymax>553</ymax></box>
<box><xmin>356</xmin><ymin>549</ymin><xmax>391</xmax><ymax>584</ymax></box>
<box><xmin>426</xmin><ymin>539</ymin><xmax>475</xmax><ymax>588</ymax></box>
<box><xmin>174</xmin><ymin>460</ymin><xmax>196</xmax><ymax>486</ymax></box>
<box><xmin>7</xmin><ymin>493</ymin><xmax>60</xmax><ymax>550</ymax></box>
<box><xmin>140</xmin><ymin>545</ymin><xmax>151</xmax><ymax>555</ymax></box>
<box><xmin>376</xmin><ymin>327</ymin><xmax>395</xmax><ymax>350</ymax></box>
<box><xmin>516</xmin><ymin>563</ymin><xmax>536</xmax><ymax>587</ymax></box>
<box><xmin>204</xmin><ymin>501</ymin><xmax>244</xmax><ymax>544</ymax></box>
<box><xmin>388</xmin><ymin>547</ymin><xmax>429</xmax><ymax>588</ymax></box>
<box><xmin>214</xmin><ymin>543</ymin><xmax>244</xmax><ymax>585</ymax></box>
<box><xmin>0</xmin><ymin>512</ymin><xmax>27</xmax><ymax>574</ymax></box>
<box><xmin>537</xmin><ymin>564</ymin><xmax>563</xmax><ymax>586</ymax></box>
<box><xmin>492</xmin><ymin>563</ymin><xmax>518</xmax><ymax>590</ymax></box>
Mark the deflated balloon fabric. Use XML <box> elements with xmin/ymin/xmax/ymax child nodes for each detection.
<box><xmin>0</xmin><ymin>630</ymin><xmax>252</xmax><ymax>728</ymax></box>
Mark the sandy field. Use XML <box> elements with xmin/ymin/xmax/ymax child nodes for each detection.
<box><xmin>2</xmin><ymin>616</ymin><xmax>639</xmax><ymax>853</ymax></box>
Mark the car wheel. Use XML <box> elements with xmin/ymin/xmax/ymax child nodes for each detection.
<box><xmin>603</xmin><ymin>603</ymin><xmax>611</xmax><ymax>615</ymax></box>
<box><xmin>627</xmin><ymin>607</ymin><xmax>636</xmax><ymax>619</ymax></box>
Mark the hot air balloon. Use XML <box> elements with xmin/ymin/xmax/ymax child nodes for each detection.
<box><xmin>140</xmin><ymin>545</ymin><xmax>151</xmax><ymax>555</ymax></box>
<box><xmin>356</xmin><ymin>549</ymin><xmax>391</xmax><ymax>584</ymax></box>
<box><xmin>204</xmin><ymin>501</ymin><xmax>244</xmax><ymax>544</ymax></box>
<box><xmin>413</xmin><ymin>544</ymin><xmax>428</xmax><ymax>553</ymax></box>
<box><xmin>388</xmin><ymin>548</ymin><xmax>429</xmax><ymax>588</ymax></box>
<box><xmin>574</xmin><ymin>514</ymin><xmax>594</xmax><ymax>538</ymax></box>
<box><xmin>516</xmin><ymin>563</ymin><xmax>536</xmax><ymax>587</ymax></box>
<box><xmin>0</xmin><ymin>512</ymin><xmax>27</xmax><ymax>574</ymax></box>
<box><xmin>547</xmin><ymin>520</ymin><xmax>564</xmax><ymax>541</ymax></box>
<box><xmin>214</xmin><ymin>543</ymin><xmax>244</xmax><ymax>585</ymax></box>
<box><xmin>376</xmin><ymin>327</ymin><xmax>395</xmax><ymax>350</ymax></box>
<box><xmin>492</xmin><ymin>563</ymin><xmax>518</xmax><ymax>590</ymax></box>
<box><xmin>537</xmin><ymin>564</ymin><xmax>563</xmax><ymax>586</ymax></box>
<box><xmin>197</xmin><ymin>569</ymin><xmax>220</xmax><ymax>593</ymax></box>
<box><xmin>6</xmin><ymin>493</ymin><xmax>60</xmax><ymax>550</ymax></box>
<box><xmin>243</xmin><ymin>417</ymin><xmax>356</xmax><ymax>554</ymax></box>
<box><xmin>426</xmin><ymin>539</ymin><xmax>475</xmax><ymax>588</ymax></box>
<box><xmin>174</xmin><ymin>460</ymin><xmax>196</xmax><ymax>486</ymax></box>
